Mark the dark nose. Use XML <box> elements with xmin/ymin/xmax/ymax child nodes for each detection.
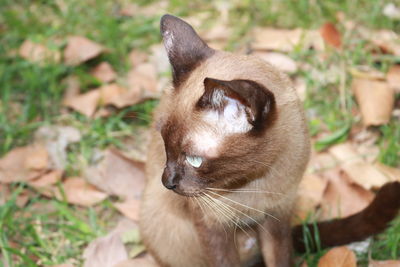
<box><xmin>162</xmin><ymin>165</ymin><xmax>179</xmax><ymax>190</ymax></box>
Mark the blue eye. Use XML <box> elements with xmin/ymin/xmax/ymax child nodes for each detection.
<box><xmin>186</xmin><ymin>155</ymin><xmax>203</xmax><ymax>168</ymax></box>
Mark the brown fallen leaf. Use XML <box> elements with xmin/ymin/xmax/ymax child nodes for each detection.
<box><xmin>252</xmin><ymin>28</ymin><xmax>324</xmax><ymax>52</ymax></box>
<box><xmin>0</xmin><ymin>144</ymin><xmax>49</xmax><ymax>183</ymax></box>
<box><xmin>98</xmin><ymin>84</ymin><xmax>129</xmax><ymax>108</ymax></box>
<box><xmin>320</xmin><ymin>22</ymin><xmax>341</xmax><ymax>49</ymax></box>
<box><xmin>374</xmin><ymin>163</ymin><xmax>400</xmax><ymax>182</ymax></box>
<box><xmin>387</xmin><ymin>65</ymin><xmax>400</xmax><ymax>93</ymax></box>
<box><xmin>90</xmin><ymin>62</ymin><xmax>116</xmax><ymax>83</ymax></box>
<box><xmin>84</xmin><ymin>148</ymin><xmax>145</xmax><ymax>200</ymax></box>
<box><xmin>127</xmin><ymin>63</ymin><xmax>158</xmax><ymax>94</ymax></box>
<box><xmin>128</xmin><ymin>49</ymin><xmax>148</xmax><ymax>68</ymax></box>
<box><xmin>252</xmin><ymin>27</ymin><xmax>304</xmax><ymax>52</ymax></box>
<box><xmin>114</xmin><ymin>198</ymin><xmax>141</xmax><ymax>221</ymax></box>
<box><xmin>320</xmin><ymin>169</ymin><xmax>374</xmax><ymax>220</ymax></box>
<box><xmin>64</xmin><ymin>36</ymin><xmax>104</xmax><ymax>66</ymax></box>
<box><xmin>369</xmin><ymin>259</ymin><xmax>400</xmax><ymax>267</ymax></box>
<box><xmin>252</xmin><ymin>52</ymin><xmax>297</xmax><ymax>73</ymax></box>
<box><xmin>83</xmin><ymin>218</ymin><xmax>136</xmax><ymax>267</ymax></box>
<box><xmin>329</xmin><ymin>143</ymin><xmax>389</xmax><ymax>189</ymax></box>
<box><xmin>63</xmin><ymin>89</ymin><xmax>100</xmax><ymax>117</ymax></box>
<box><xmin>19</xmin><ymin>40</ymin><xmax>61</xmax><ymax>64</ymax></box>
<box><xmin>44</xmin><ymin>177</ymin><xmax>107</xmax><ymax>207</ymax></box>
<box><xmin>318</xmin><ymin>246</ymin><xmax>356</xmax><ymax>267</ymax></box>
<box><xmin>352</xmin><ymin>78</ymin><xmax>394</xmax><ymax>126</ymax></box>
<box><xmin>369</xmin><ymin>30</ymin><xmax>400</xmax><ymax>56</ymax></box>
<box><xmin>201</xmin><ymin>24</ymin><xmax>232</xmax><ymax>41</ymax></box>
<box><xmin>62</xmin><ymin>76</ymin><xmax>81</xmax><ymax>105</ymax></box>
<box><xmin>50</xmin><ymin>264</ymin><xmax>75</xmax><ymax>267</ymax></box>
<box><xmin>28</xmin><ymin>170</ymin><xmax>63</xmax><ymax>188</ymax></box>
<box><xmin>295</xmin><ymin>174</ymin><xmax>328</xmax><ymax>220</ymax></box>
<box><xmin>83</xmin><ymin>232</ymin><xmax>128</xmax><ymax>267</ymax></box>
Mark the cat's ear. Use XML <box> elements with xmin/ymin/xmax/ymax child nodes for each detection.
<box><xmin>197</xmin><ymin>78</ymin><xmax>276</xmax><ymax>132</ymax></box>
<box><xmin>160</xmin><ymin>14</ymin><xmax>214</xmax><ymax>87</ymax></box>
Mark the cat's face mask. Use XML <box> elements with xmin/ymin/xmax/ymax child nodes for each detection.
<box><xmin>158</xmin><ymin>15</ymin><xmax>278</xmax><ymax>197</ymax></box>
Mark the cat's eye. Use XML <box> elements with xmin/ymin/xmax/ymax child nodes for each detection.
<box><xmin>186</xmin><ymin>155</ymin><xmax>203</xmax><ymax>168</ymax></box>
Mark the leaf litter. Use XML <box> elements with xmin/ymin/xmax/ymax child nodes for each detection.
<box><xmin>4</xmin><ymin>9</ymin><xmax>400</xmax><ymax>266</ymax></box>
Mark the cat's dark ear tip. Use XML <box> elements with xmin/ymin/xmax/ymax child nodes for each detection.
<box><xmin>160</xmin><ymin>14</ymin><xmax>181</xmax><ymax>32</ymax></box>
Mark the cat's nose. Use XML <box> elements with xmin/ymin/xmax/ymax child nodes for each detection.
<box><xmin>162</xmin><ymin>166</ymin><xmax>179</xmax><ymax>190</ymax></box>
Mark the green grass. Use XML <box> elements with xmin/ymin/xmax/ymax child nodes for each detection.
<box><xmin>0</xmin><ymin>0</ymin><xmax>399</xmax><ymax>266</ymax></box>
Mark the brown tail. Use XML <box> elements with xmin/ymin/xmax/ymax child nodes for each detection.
<box><xmin>292</xmin><ymin>181</ymin><xmax>400</xmax><ymax>253</ymax></box>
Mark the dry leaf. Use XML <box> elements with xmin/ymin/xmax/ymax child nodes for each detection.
<box><xmin>63</xmin><ymin>89</ymin><xmax>100</xmax><ymax>117</ymax></box>
<box><xmin>62</xmin><ymin>76</ymin><xmax>81</xmax><ymax>105</ymax></box>
<box><xmin>98</xmin><ymin>84</ymin><xmax>129</xmax><ymax>108</ymax></box>
<box><xmin>83</xmin><ymin>218</ymin><xmax>137</xmax><ymax>267</ymax></box>
<box><xmin>352</xmin><ymin>78</ymin><xmax>394</xmax><ymax>126</ymax></box>
<box><xmin>19</xmin><ymin>40</ymin><xmax>61</xmax><ymax>64</ymax></box>
<box><xmin>128</xmin><ymin>49</ymin><xmax>148</xmax><ymax>68</ymax></box>
<box><xmin>114</xmin><ymin>198</ymin><xmax>141</xmax><ymax>221</ymax></box>
<box><xmin>28</xmin><ymin>170</ymin><xmax>63</xmax><ymax>188</ymax></box>
<box><xmin>252</xmin><ymin>52</ymin><xmax>297</xmax><ymax>73</ymax></box>
<box><xmin>127</xmin><ymin>63</ymin><xmax>158</xmax><ymax>93</ymax></box>
<box><xmin>369</xmin><ymin>30</ymin><xmax>400</xmax><ymax>56</ymax></box>
<box><xmin>0</xmin><ymin>144</ymin><xmax>49</xmax><ymax>183</ymax></box>
<box><xmin>83</xmin><ymin>233</ymin><xmax>128</xmax><ymax>267</ymax></box>
<box><xmin>90</xmin><ymin>62</ymin><xmax>116</xmax><ymax>83</ymax></box>
<box><xmin>320</xmin><ymin>169</ymin><xmax>374</xmax><ymax>220</ymax></box>
<box><xmin>252</xmin><ymin>28</ymin><xmax>324</xmax><ymax>52</ymax></box>
<box><xmin>369</xmin><ymin>259</ymin><xmax>400</xmax><ymax>267</ymax></box>
<box><xmin>252</xmin><ymin>28</ymin><xmax>303</xmax><ymax>52</ymax></box>
<box><xmin>50</xmin><ymin>264</ymin><xmax>75</xmax><ymax>267</ymax></box>
<box><xmin>329</xmin><ymin>143</ymin><xmax>389</xmax><ymax>189</ymax></box>
<box><xmin>47</xmin><ymin>177</ymin><xmax>107</xmax><ymax>206</ymax></box>
<box><xmin>320</xmin><ymin>23</ymin><xmax>341</xmax><ymax>49</ymax></box>
<box><xmin>64</xmin><ymin>36</ymin><xmax>104</xmax><ymax>66</ymax></box>
<box><xmin>387</xmin><ymin>65</ymin><xmax>400</xmax><ymax>93</ymax></box>
<box><xmin>202</xmin><ymin>24</ymin><xmax>231</xmax><ymax>41</ymax></box>
<box><xmin>318</xmin><ymin>246</ymin><xmax>356</xmax><ymax>267</ymax></box>
<box><xmin>295</xmin><ymin>174</ymin><xmax>328</xmax><ymax>220</ymax></box>
<box><xmin>34</xmin><ymin>125</ymin><xmax>81</xmax><ymax>169</ymax></box>
<box><xmin>84</xmin><ymin>148</ymin><xmax>145</xmax><ymax>200</ymax></box>
<box><xmin>374</xmin><ymin>163</ymin><xmax>400</xmax><ymax>182</ymax></box>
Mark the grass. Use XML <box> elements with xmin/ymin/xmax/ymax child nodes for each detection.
<box><xmin>0</xmin><ymin>0</ymin><xmax>399</xmax><ymax>266</ymax></box>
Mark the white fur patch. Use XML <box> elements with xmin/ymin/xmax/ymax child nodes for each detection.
<box><xmin>191</xmin><ymin>130</ymin><xmax>221</xmax><ymax>157</ymax></box>
<box><xmin>204</xmin><ymin>98</ymin><xmax>252</xmax><ymax>135</ymax></box>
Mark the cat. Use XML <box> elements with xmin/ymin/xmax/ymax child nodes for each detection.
<box><xmin>138</xmin><ymin>14</ymin><xmax>400</xmax><ymax>267</ymax></box>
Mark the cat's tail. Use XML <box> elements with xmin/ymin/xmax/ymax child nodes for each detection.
<box><xmin>292</xmin><ymin>181</ymin><xmax>400</xmax><ymax>253</ymax></box>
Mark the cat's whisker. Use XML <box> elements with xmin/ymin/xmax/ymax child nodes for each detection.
<box><xmin>200</xmin><ymin>195</ymin><xmax>240</xmax><ymax>239</ymax></box>
<box><xmin>206</xmin><ymin>187</ymin><xmax>285</xmax><ymax>196</ymax></box>
<box><xmin>197</xmin><ymin>195</ymin><xmax>229</xmax><ymax>239</ymax></box>
<box><xmin>202</xmin><ymin>193</ymin><xmax>252</xmax><ymax>239</ymax></box>
<box><xmin>206</xmin><ymin>190</ymin><xmax>280</xmax><ymax>222</ymax></box>
<box><xmin>204</xmin><ymin>192</ymin><xmax>270</xmax><ymax>236</ymax></box>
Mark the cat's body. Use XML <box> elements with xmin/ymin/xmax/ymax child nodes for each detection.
<box><xmin>139</xmin><ymin>15</ymin><xmax>400</xmax><ymax>267</ymax></box>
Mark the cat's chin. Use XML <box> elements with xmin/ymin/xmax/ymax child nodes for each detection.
<box><xmin>169</xmin><ymin>188</ymin><xmax>204</xmax><ymax>198</ymax></box>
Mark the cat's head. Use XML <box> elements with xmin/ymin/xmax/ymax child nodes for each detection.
<box><xmin>158</xmin><ymin>15</ymin><xmax>283</xmax><ymax>196</ymax></box>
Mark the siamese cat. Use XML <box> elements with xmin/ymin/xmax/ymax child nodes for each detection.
<box><xmin>139</xmin><ymin>14</ymin><xmax>400</xmax><ymax>267</ymax></box>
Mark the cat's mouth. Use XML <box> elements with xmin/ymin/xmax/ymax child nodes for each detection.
<box><xmin>169</xmin><ymin>187</ymin><xmax>203</xmax><ymax>197</ymax></box>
